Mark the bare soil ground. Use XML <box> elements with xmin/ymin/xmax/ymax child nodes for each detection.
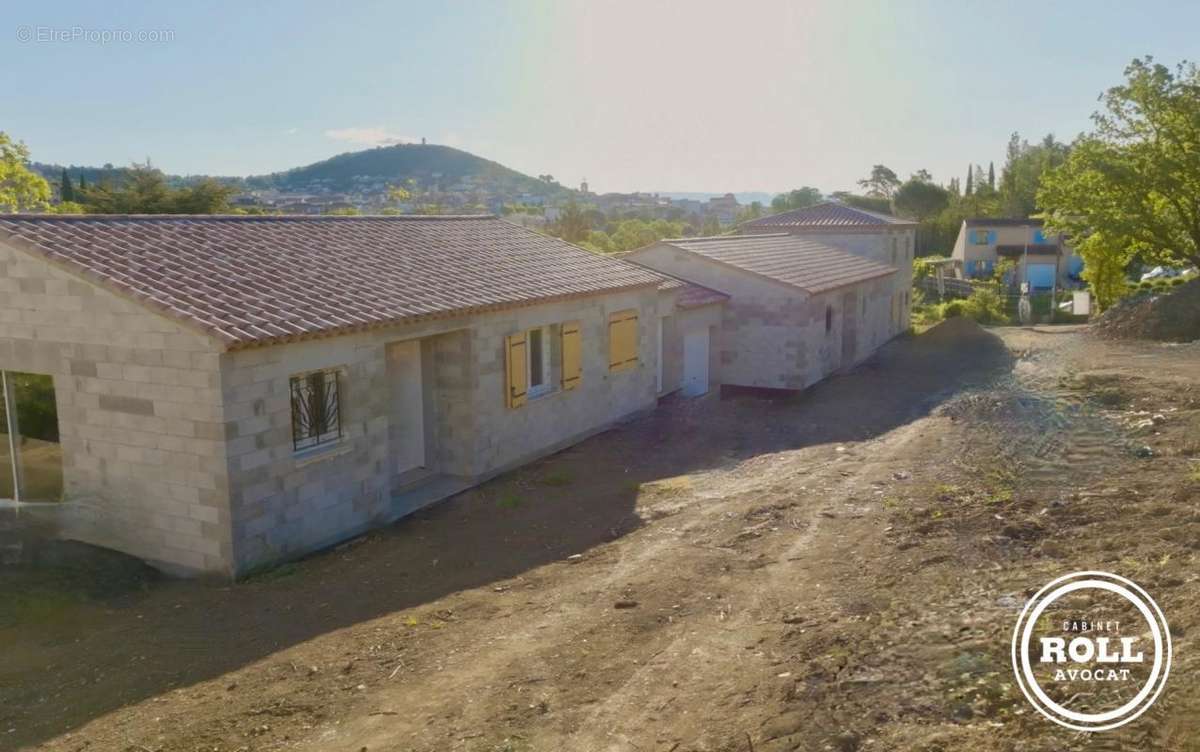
<box><xmin>3</xmin><ymin>322</ymin><xmax>1200</xmax><ymax>752</ymax></box>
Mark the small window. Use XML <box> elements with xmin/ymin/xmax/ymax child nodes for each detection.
<box><xmin>825</xmin><ymin>305</ymin><xmax>833</xmax><ymax>333</ymax></box>
<box><xmin>526</xmin><ymin>325</ymin><xmax>557</xmax><ymax>398</ymax></box>
<box><xmin>290</xmin><ymin>369</ymin><xmax>342</xmax><ymax>452</ymax></box>
<box><xmin>972</xmin><ymin>229</ymin><xmax>992</xmax><ymax>245</ymax></box>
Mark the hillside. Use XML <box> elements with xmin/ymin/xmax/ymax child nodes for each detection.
<box><xmin>35</xmin><ymin>144</ymin><xmax>576</xmax><ymax>199</ymax></box>
<box><xmin>248</xmin><ymin>144</ymin><xmax>573</xmax><ymax>197</ymax></box>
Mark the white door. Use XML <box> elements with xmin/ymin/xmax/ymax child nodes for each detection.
<box><xmin>682</xmin><ymin>329</ymin><xmax>709</xmax><ymax>397</ymax></box>
<box><xmin>387</xmin><ymin>340</ymin><xmax>425</xmax><ymax>475</ymax></box>
<box><xmin>656</xmin><ymin>317</ymin><xmax>664</xmax><ymax>393</ymax></box>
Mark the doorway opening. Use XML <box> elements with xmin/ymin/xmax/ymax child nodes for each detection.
<box><xmin>1</xmin><ymin>371</ymin><xmax>64</xmax><ymax>503</ymax></box>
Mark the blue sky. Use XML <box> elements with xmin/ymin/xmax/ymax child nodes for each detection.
<box><xmin>3</xmin><ymin>0</ymin><xmax>1198</xmax><ymax>195</ymax></box>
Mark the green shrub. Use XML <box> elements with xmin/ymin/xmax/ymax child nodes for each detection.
<box><xmin>941</xmin><ymin>300</ymin><xmax>965</xmax><ymax>318</ymax></box>
<box><xmin>961</xmin><ymin>287</ymin><xmax>1009</xmax><ymax>324</ymax></box>
<box><xmin>1169</xmin><ymin>276</ymin><xmax>1186</xmax><ymax>287</ymax></box>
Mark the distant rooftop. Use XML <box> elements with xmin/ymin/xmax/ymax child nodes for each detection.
<box><xmin>651</xmin><ymin>234</ymin><xmax>896</xmax><ymax>294</ymax></box>
<box><xmin>0</xmin><ymin>214</ymin><xmax>662</xmax><ymax>348</ymax></box>
<box><xmin>740</xmin><ymin>201</ymin><xmax>915</xmax><ymax>231</ymax></box>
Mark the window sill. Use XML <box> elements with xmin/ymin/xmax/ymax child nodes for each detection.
<box><xmin>293</xmin><ymin>441</ymin><xmax>353</xmax><ymax>468</ymax></box>
<box><xmin>527</xmin><ymin>385</ymin><xmax>563</xmax><ymax>403</ymax></box>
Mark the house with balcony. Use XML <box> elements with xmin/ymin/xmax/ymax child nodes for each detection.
<box><xmin>951</xmin><ymin>218</ymin><xmax>1084</xmax><ymax>289</ymax></box>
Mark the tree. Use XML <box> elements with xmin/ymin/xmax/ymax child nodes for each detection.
<box><xmin>76</xmin><ymin>162</ymin><xmax>235</xmax><ymax>214</ymax></box>
<box><xmin>911</xmin><ymin>169</ymin><xmax>933</xmax><ymax>183</ymax></box>
<box><xmin>857</xmin><ymin>165</ymin><xmax>900</xmax><ymax>199</ymax></box>
<box><xmin>556</xmin><ymin>201</ymin><xmax>589</xmax><ymax>243</ymax></box>
<box><xmin>0</xmin><ymin>132</ymin><xmax>51</xmax><ymax>212</ymax></box>
<box><xmin>965</xmin><ymin>165</ymin><xmax>974</xmax><ymax>196</ymax></box>
<box><xmin>892</xmin><ymin>179</ymin><xmax>949</xmax><ymax>222</ymax></box>
<box><xmin>770</xmin><ymin>187</ymin><xmax>823</xmax><ymax>212</ymax></box>
<box><xmin>1040</xmin><ymin>57</ymin><xmax>1200</xmax><ymax>269</ymax></box>
<box><xmin>1074</xmin><ymin>232</ymin><xmax>1133</xmax><ymax>311</ymax></box>
<box><xmin>701</xmin><ymin>215</ymin><xmax>722</xmax><ymax>236</ymax></box>
<box><xmin>830</xmin><ymin>192</ymin><xmax>891</xmax><ymax>214</ymax></box>
<box><xmin>987</xmin><ymin>162</ymin><xmax>995</xmax><ymax>191</ymax></box>
<box><xmin>998</xmin><ymin>132</ymin><xmax>1069</xmax><ymax>218</ymax></box>
<box><xmin>60</xmin><ymin>168</ymin><xmax>75</xmax><ymax>202</ymax></box>
<box><xmin>386</xmin><ymin>184</ymin><xmax>412</xmax><ymax>204</ymax></box>
<box><xmin>736</xmin><ymin>201</ymin><xmax>764</xmax><ymax>223</ymax></box>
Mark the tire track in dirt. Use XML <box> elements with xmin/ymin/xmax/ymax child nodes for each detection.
<box><xmin>560</xmin><ymin>422</ymin><xmax>935</xmax><ymax>751</ymax></box>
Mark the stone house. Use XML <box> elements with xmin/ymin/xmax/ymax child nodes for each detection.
<box><xmin>739</xmin><ymin>202</ymin><xmax>917</xmax><ymax>331</ymax></box>
<box><xmin>0</xmin><ymin>214</ymin><xmax>672</xmax><ymax>576</ymax></box>
<box><xmin>950</xmin><ymin>218</ymin><xmax>1083</xmax><ymax>289</ymax></box>
<box><xmin>623</xmin><ymin>234</ymin><xmax>898</xmax><ymax>391</ymax></box>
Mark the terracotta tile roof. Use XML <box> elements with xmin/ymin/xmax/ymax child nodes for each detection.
<box><xmin>614</xmin><ymin>254</ymin><xmax>730</xmax><ymax>309</ymax></box>
<box><xmin>740</xmin><ymin>201</ymin><xmax>915</xmax><ymax>230</ymax></box>
<box><xmin>656</xmin><ymin>234</ymin><xmax>896</xmax><ymax>294</ymax></box>
<box><xmin>650</xmin><ymin>274</ymin><xmax>730</xmax><ymax>309</ymax></box>
<box><xmin>0</xmin><ymin>214</ymin><xmax>662</xmax><ymax>348</ymax></box>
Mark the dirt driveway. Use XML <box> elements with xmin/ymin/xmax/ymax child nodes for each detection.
<box><xmin>3</xmin><ymin>321</ymin><xmax>1199</xmax><ymax>752</ymax></box>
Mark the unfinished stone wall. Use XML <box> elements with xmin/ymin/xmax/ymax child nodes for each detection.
<box><xmin>657</xmin><ymin>296</ymin><xmax>723</xmax><ymax>396</ymax></box>
<box><xmin>222</xmin><ymin>287</ymin><xmax>661</xmax><ymax>573</ymax></box>
<box><xmin>0</xmin><ymin>241</ymin><xmax>232</xmax><ymax>575</ymax></box>
<box><xmin>627</xmin><ymin>244</ymin><xmax>898</xmax><ymax>391</ymax></box>
<box><xmin>469</xmin><ymin>288</ymin><xmax>660</xmax><ymax>474</ymax></box>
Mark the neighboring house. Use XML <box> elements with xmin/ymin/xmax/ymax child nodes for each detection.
<box><xmin>951</xmin><ymin>218</ymin><xmax>1083</xmax><ymax>289</ymax></box>
<box><xmin>0</xmin><ymin>215</ymin><xmax>666</xmax><ymax>577</ymax></box>
<box><xmin>706</xmin><ymin>193</ymin><xmax>741</xmax><ymax>227</ymax></box>
<box><xmin>738</xmin><ymin>202</ymin><xmax>917</xmax><ymax>332</ymax></box>
<box><xmin>624</xmin><ymin>234</ymin><xmax>898</xmax><ymax>391</ymax></box>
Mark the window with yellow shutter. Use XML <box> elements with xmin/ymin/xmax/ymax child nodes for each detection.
<box><xmin>560</xmin><ymin>321</ymin><xmax>582</xmax><ymax>390</ymax></box>
<box><xmin>608</xmin><ymin>309</ymin><xmax>639</xmax><ymax>372</ymax></box>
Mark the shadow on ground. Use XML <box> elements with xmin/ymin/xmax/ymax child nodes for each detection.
<box><xmin>0</xmin><ymin>318</ymin><xmax>1013</xmax><ymax>748</ymax></box>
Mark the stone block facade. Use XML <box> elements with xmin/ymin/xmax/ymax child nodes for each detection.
<box><xmin>1</xmin><ymin>238</ymin><xmax>663</xmax><ymax>577</ymax></box>
<box><xmin>0</xmin><ymin>243</ymin><xmax>232</xmax><ymax>574</ymax></box>
<box><xmin>628</xmin><ymin>244</ymin><xmax>900</xmax><ymax>391</ymax></box>
<box><xmin>218</xmin><ymin>288</ymin><xmax>661</xmax><ymax>573</ymax></box>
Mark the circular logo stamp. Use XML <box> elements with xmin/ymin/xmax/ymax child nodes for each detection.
<box><xmin>1011</xmin><ymin>571</ymin><xmax>1171</xmax><ymax>731</ymax></box>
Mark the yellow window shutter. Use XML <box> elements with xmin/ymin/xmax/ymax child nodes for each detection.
<box><xmin>608</xmin><ymin>310</ymin><xmax>639</xmax><ymax>372</ymax></box>
<box><xmin>561</xmin><ymin>320</ymin><xmax>582</xmax><ymax>390</ymax></box>
<box><xmin>505</xmin><ymin>332</ymin><xmax>527</xmax><ymax>408</ymax></box>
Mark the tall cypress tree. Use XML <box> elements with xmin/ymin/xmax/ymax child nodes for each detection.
<box><xmin>60</xmin><ymin>169</ymin><xmax>74</xmax><ymax>202</ymax></box>
<box><xmin>987</xmin><ymin>161</ymin><xmax>996</xmax><ymax>190</ymax></box>
<box><xmin>965</xmin><ymin>165</ymin><xmax>974</xmax><ymax>196</ymax></box>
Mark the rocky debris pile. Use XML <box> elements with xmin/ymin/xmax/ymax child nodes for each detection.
<box><xmin>1093</xmin><ymin>278</ymin><xmax>1200</xmax><ymax>342</ymax></box>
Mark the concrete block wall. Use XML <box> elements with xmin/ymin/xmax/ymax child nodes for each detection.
<box><xmin>628</xmin><ymin>244</ymin><xmax>900</xmax><ymax>391</ymax></box>
<box><xmin>470</xmin><ymin>288</ymin><xmax>659</xmax><ymax>474</ymax></box>
<box><xmin>222</xmin><ymin>288</ymin><xmax>660</xmax><ymax>574</ymax></box>
<box><xmin>787</xmin><ymin>229</ymin><xmax>916</xmax><ymax>333</ymax></box>
<box><xmin>0</xmin><ymin>242</ymin><xmax>232</xmax><ymax>575</ymax></box>
<box><xmin>657</xmin><ymin>292</ymin><xmax>723</xmax><ymax>397</ymax></box>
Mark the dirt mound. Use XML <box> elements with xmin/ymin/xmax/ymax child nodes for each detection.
<box><xmin>914</xmin><ymin>316</ymin><xmax>991</xmax><ymax>349</ymax></box>
<box><xmin>1094</xmin><ymin>278</ymin><xmax>1200</xmax><ymax>342</ymax></box>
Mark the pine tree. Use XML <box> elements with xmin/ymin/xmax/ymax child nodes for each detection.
<box><xmin>965</xmin><ymin>165</ymin><xmax>974</xmax><ymax>196</ymax></box>
<box><xmin>77</xmin><ymin>173</ymin><xmax>86</xmax><ymax>191</ymax></box>
<box><xmin>987</xmin><ymin>161</ymin><xmax>996</xmax><ymax>190</ymax></box>
<box><xmin>60</xmin><ymin>168</ymin><xmax>74</xmax><ymax>202</ymax></box>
